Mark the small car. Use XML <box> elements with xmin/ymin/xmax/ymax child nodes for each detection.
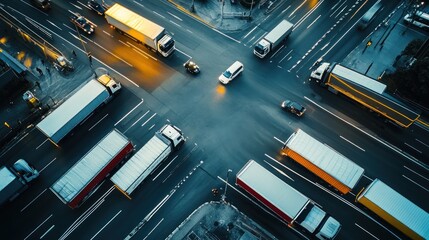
<box><xmin>70</xmin><ymin>14</ymin><xmax>95</xmax><ymax>35</ymax></box>
<box><xmin>31</xmin><ymin>0</ymin><xmax>50</xmax><ymax>11</ymax></box>
<box><xmin>218</xmin><ymin>61</ymin><xmax>243</xmax><ymax>84</ymax></box>
<box><xmin>88</xmin><ymin>0</ymin><xmax>107</xmax><ymax>15</ymax></box>
<box><xmin>281</xmin><ymin>100</ymin><xmax>306</xmax><ymax>116</ymax></box>
<box><xmin>184</xmin><ymin>60</ymin><xmax>200</xmax><ymax>74</ymax></box>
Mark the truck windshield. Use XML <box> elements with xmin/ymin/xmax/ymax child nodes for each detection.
<box><xmin>159</xmin><ymin>39</ymin><xmax>175</xmax><ymax>52</ymax></box>
<box><xmin>254</xmin><ymin>44</ymin><xmax>265</xmax><ymax>54</ymax></box>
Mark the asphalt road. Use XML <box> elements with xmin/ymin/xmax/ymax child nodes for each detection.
<box><xmin>0</xmin><ymin>0</ymin><xmax>428</xmax><ymax>239</ymax></box>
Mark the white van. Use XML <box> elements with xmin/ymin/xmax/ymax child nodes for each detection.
<box><xmin>358</xmin><ymin>0</ymin><xmax>382</xmax><ymax>29</ymax></box>
<box><xmin>404</xmin><ymin>11</ymin><xmax>429</xmax><ymax>30</ymax></box>
<box><xmin>218</xmin><ymin>61</ymin><xmax>244</xmax><ymax>84</ymax></box>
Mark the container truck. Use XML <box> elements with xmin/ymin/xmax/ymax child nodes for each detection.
<box><xmin>254</xmin><ymin>20</ymin><xmax>293</xmax><ymax>58</ymax></box>
<box><xmin>356</xmin><ymin>179</ymin><xmax>429</xmax><ymax>240</ymax></box>
<box><xmin>0</xmin><ymin>159</ymin><xmax>39</xmax><ymax>206</ymax></box>
<box><xmin>236</xmin><ymin>160</ymin><xmax>341</xmax><ymax>239</ymax></box>
<box><xmin>105</xmin><ymin>3</ymin><xmax>175</xmax><ymax>57</ymax></box>
<box><xmin>310</xmin><ymin>62</ymin><xmax>420</xmax><ymax>128</ymax></box>
<box><xmin>50</xmin><ymin>129</ymin><xmax>133</xmax><ymax>209</ymax></box>
<box><xmin>281</xmin><ymin>129</ymin><xmax>364</xmax><ymax>194</ymax></box>
<box><xmin>37</xmin><ymin>74</ymin><xmax>121</xmax><ymax>145</ymax></box>
<box><xmin>111</xmin><ymin>124</ymin><xmax>185</xmax><ymax>198</ymax></box>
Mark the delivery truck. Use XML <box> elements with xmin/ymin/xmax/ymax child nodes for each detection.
<box><xmin>0</xmin><ymin>159</ymin><xmax>39</xmax><ymax>206</ymax></box>
<box><xmin>356</xmin><ymin>179</ymin><xmax>429</xmax><ymax>240</ymax></box>
<box><xmin>111</xmin><ymin>124</ymin><xmax>185</xmax><ymax>198</ymax></box>
<box><xmin>282</xmin><ymin>129</ymin><xmax>364</xmax><ymax>194</ymax></box>
<box><xmin>310</xmin><ymin>62</ymin><xmax>420</xmax><ymax>128</ymax></box>
<box><xmin>254</xmin><ymin>20</ymin><xmax>293</xmax><ymax>58</ymax></box>
<box><xmin>50</xmin><ymin>129</ymin><xmax>133</xmax><ymax>209</ymax></box>
<box><xmin>37</xmin><ymin>74</ymin><xmax>121</xmax><ymax>145</ymax></box>
<box><xmin>105</xmin><ymin>3</ymin><xmax>175</xmax><ymax>57</ymax></box>
<box><xmin>236</xmin><ymin>160</ymin><xmax>341</xmax><ymax>239</ymax></box>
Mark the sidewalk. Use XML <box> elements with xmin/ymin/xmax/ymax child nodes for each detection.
<box><xmin>167</xmin><ymin>201</ymin><xmax>279</xmax><ymax>240</ymax></box>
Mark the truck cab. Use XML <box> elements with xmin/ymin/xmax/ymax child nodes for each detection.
<box><xmin>158</xmin><ymin>35</ymin><xmax>175</xmax><ymax>57</ymax></box>
<box><xmin>297</xmin><ymin>203</ymin><xmax>341</xmax><ymax>240</ymax></box>
<box><xmin>310</xmin><ymin>62</ymin><xmax>330</xmax><ymax>83</ymax></box>
<box><xmin>160</xmin><ymin>124</ymin><xmax>185</xmax><ymax>148</ymax></box>
<box><xmin>254</xmin><ymin>39</ymin><xmax>270</xmax><ymax>58</ymax></box>
<box><xmin>97</xmin><ymin>74</ymin><xmax>121</xmax><ymax>95</ymax></box>
<box><xmin>13</xmin><ymin>159</ymin><xmax>39</xmax><ymax>182</ymax></box>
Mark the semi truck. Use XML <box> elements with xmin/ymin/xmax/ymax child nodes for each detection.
<box><xmin>105</xmin><ymin>3</ymin><xmax>175</xmax><ymax>57</ymax></box>
<box><xmin>0</xmin><ymin>159</ymin><xmax>39</xmax><ymax>206</ymax></box>
<box><xmin>282</xmin><ymin>129</ymin><xmax>364</xmax><ymax>194</ymax></box>
<box><xmin>37</xmin><ymin>74</ymin><xmax>121</xmax><ymax>145</ymax></box>
<box><xmin>236</xmin><ymin>160</ymin><xmax>341</xmax><ymax>239</ymax></box>
<box><xmin>254</xmin><ymin>20</ymin><xmax>293</xmax><ymax>58</ymax></box>
<box><xmin>356</xmin><ymin>179</ymin><xmax>429</xmax><ymax>240</ymax></box>
<box><xmin>50</xmin><ymin>129</ymin><xmax>133</xmax><ymax>209</ymax></box>
<box><xmin>111</xmin><ymin>124</ymin><xmax>185</xmax><ymax>198</ymax></box>
<box><xmin>310</xmin><ymin>62</ymin><xmax>420</xmax><ymax>128</ymax></box>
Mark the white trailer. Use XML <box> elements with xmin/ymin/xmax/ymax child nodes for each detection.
<box><xmin>282</xmin><ymin>129</ymin><xmax>364</xmax><ymax>194</ymax></box>
<box><xmin>357</xmin><ymin>179</ymin><xmax>429</xmax><ymax>240</ymax></box>
<box><xmin>254</xmin><ymin>20</ymin><xmax>293</xmax><ymax>58</ymax></box>
<box><xmin>50</xmin><ymin>129</ymin><xmax>133</xmax><ymax>209</ymax></box>
<box><xmin>36</xmin><ymin>75</ymin><xmax>121</xmax><ymax>145</ymax></box>
<box><xmin>111</xmin><ymin>124</ymin><xmax>185</xmax><ymax>197</ymax></box>
<box><xmin>236</xmin><ymin>160</ymin><xmax>341</xmax><ymax>239</ymax></box>
<box><xmin>105</xmin><ymin>3</ymin><xmax>175</xmax><ymax>57</ymax></box>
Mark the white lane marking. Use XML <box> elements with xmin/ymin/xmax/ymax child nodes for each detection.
<box><xmin>90</xmin><ymin>40</ymin><xmax>134</xmax><ymax>67</ymax></box>
<box><xmin>21</xmin><ymin>189</ymin><xmax>47</xmax><ymax>212</ymax></box>
<box><xmin>211</xmin><ymin>27</ymin><xmax>241</xmax><ymax>43</ymax></box>
<box><xmin>243</xmin><ymin>25</ymin><xmax>258</xmax><ymax>39</ymax></box>
<box><xmin>340</xmin><ymin>135</ymin><xmax>365</xmax><ymax>151</ymax></box>
<box><xmin>103</xmin><ymin>30</ymin><xmax>113</xmax><ymax>37</ymax></box>
<box><xmin>40</xmin><ymin>158</ymin><xmax>56</xmax><ymax>173</ymax></box>
<box><xmin>46</xmin><ymin>20</ymin><xmax>62</xmax><ymax>30</ymax></box>
<box><xmin>119</xmin><ymin>40</ymin><xmax>130</xmax><ymax>47</ymax></box>
<box><xmin>24</xmin><ymin>214</ymin><xmax>53</xmax><ymax>240</ymax></box>
<box><xmin>114</xmin><ymin>100</ymin><xmax>144</xmax><ymax>126</ymax></box>
<box><xmin>69</xmin><ymin>2</ymin><xmax>83</xmax><ymax>9</ymax></box>
<box><xmin>273</xmin><ymin>136</ymin><xmax>285</xmax><ymax>145</ymax></box>
<box><xmin>36</xmin><ymin>139</ymin><xmax>49</xmax><ymax>150</ymax></box>
<box><xmin>175</xmin><ymin>47</ymin><xmax>191</xmax><ymax>58</ymax></box>
<box><xmin>334</xmin><ymin>5</ymin><xmax>348</xmax><ymax>19</ymax></box>
<box><xmin>289</xmin><ymin>0</ymin><xmax>307</xmax><ymax>17</ymax></box>
<box><xmin>169</xmin><ymin>20</ymin><xmax>181</xmax><ymax>28</ymax></box>
<box><xmin>306</xmin><ymin>15</ymin><xmax>321</xmax><ymax>29</ymax></box>
<box><xmin>355</xmin><ymin>223</ymin><xmax>380</xmax><ymax>239</ymax></box>
<box><xmin>127</xmin><ymin>41</ymin><xmax>158</xmax><ymax>61</ymax></box>
<box><xmin>143</xmin><ymin>218</ymin><xmax>164</xmax><ymax>240</ymax></box>
<box><xmin>88</xmin><ymin>114</ymin><xmax>109</xmax><ymax>131</ymax></box>
<box><xmin>148</xmin><ymin>124</ymin><xmax>155</xmax><ymax>131</ymax></box>
<box><xmin>141</xmin><ymin>113</ymin><xmax>157</xmax><ymax>127</ymax></box>
<box><xmin>264</xmin><ymin>160</ymin><xmax>294</xmax><ymax>181</ymax></box>
<box><xmin>404</xmin><ymin>165</ymin><xmax>429</xmax><ymax>182</ymax></box>
<box><xmin>167</xmin><ymin>11</ymin><xmax>182</xmax><ymax>21</ymax></box>
<box><xmin>40</xmin><ymin>225</ymin><xmax>55</xmax><ymax>239</ymax></box>
<box><xmin>152</xmin><ymin>10</ymin><xmax>166</xmax><ymax>19</ymax></box>
<box><xmin>293</xmin><ymin>0</ymin><xmax>323</xmax><ymax>30</ymax></box>
<box><xmin>404</xmin><ymin>142</ymin><xmax>423</xmax><ymax>154</ymax></box>
<box><xmin>362</xmin><ymin>174</ymin><xmax>373</xmax><ymax>181</ymax></box>
<box><xmin>304</xmin><ymin>96</ymin><xmax>428</xmax><ymax>170</ymax></box>
<box><xmin>123</xmin><ymin>110</ymin><xmax>150</xmax><ymax>133</ymax></box>
<box><xmin>270</xmin><ymin>45</ymin><xmax>285</xmax><ymax>59</ymax></box>
<box><xmin>415</xmin><ymin>138</ymin><xmax>429</xmax><ymax>148</ymax></box>
<box><xmin>153</xmin><ymin>156</ymin><xmax>178</xmax><ymax>181</ymax></box>
<box><xmin>90</xmin><ymin>210</ymin><xmax>122</xmax><ymax>240</ymax></box>
<box><xmin>402</xmin><ymin>175</ymin><xmax>429</xmax><ymax>192</ymax></box>
<box><xmin>0</xmin><ymin>132</ymin><xmax>29</xmax><ymax>158</ymax></box>
<box><xmin>132</xmin><ymin>48</ymin><xmax>149</xmax><ymax>59</ymax></box>
<box><xmin>279</xmin><ymin>49</ymin><xmax>293</xmax><ymax>63</ymax></box>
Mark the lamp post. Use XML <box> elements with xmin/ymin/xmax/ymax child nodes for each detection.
<box><xmin>221</xmin><ymin>169</ymin><xmax>232</xmax><ymax>202</ymax></box>
<box><xmin>74</xmin><ymin>21</ymin><xmax>97</xmax><ymax>77</ymax></box>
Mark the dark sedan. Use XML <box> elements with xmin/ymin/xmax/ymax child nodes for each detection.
<box><xmin>281</xmin><ymin>100</ymin><xmax>306</xmax><ymax>116</ymax></box>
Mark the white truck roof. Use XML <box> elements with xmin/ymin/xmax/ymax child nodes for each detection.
<box><xmin>285</xmin><ymin>129</ymin><xmax>364</xmax><ymax>190</ymax></box>
<box><xmin>36</xmin><ymin>80</ymin><xmax>107</xmax><ymax>141</ymax></box>
<box><xmin>105</xmin><ymin>3</ymin><xmax>164</xmax><ymax>41</ymax></box>
<box><xmin>332</xmin><ymin>64</ymin><xmax>387</xmax><ymax>94</ymax></box>
<box><xmin>237</xmin><ymin>160</ymin><xmax>309</xmax><ymax>220</ymax></box>
<box><xmin>111</xmin><ymin>134</ymin><xmax>170</xmax><ymax>195</ymax></box>
<box><xmin>0</xmin><ymin>167</ymin><xmax>16</xmax><ymax>191</ymax></box>
<box><xmin>51</xmin><ymin>129</ymin><xmax>130</xmax><ymax>203</ymax></box>
<box><xmin>265</xmin><ymin>20</ymin><xmax>293</xmax><ymax>43</ymax></box>
<box><xmin>359</xmin><ymin>179</ymin><xmax>429</xmax><ymax>239</ymax></box>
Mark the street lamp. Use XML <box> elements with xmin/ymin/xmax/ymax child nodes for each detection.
<box><xmin>222</xmin><ymin>169</ymin><xmax>233</xmax><ymax>202</ymax></box>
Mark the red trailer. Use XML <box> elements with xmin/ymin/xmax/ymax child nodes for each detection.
<box><xmin>50</xmin><ymin>129</ymin><xmax>133</xmax><ymax>208</ymax></box>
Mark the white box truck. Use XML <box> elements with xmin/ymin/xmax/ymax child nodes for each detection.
<box><xmin>50</xmin><ymin>129</ymin><xmax>133</xmax><ymax>209</ymax></box>
<box><xmin>237</xmin><ymin>160</ymin><xmax>341</xmax><ymax>239</ymax></box>
<box><xmin>254</xmin><ymin>20</ymin><xmax>293</xmax><ymax>58</ymax></box>
<box><xmin>36</xmin><ymin>74</ymin><xmax>121</xmax><ymax>145</ymax></box>
<box><xmin>105</xmin><ymin>3</ymin><xmax>175</xmax><ymax>57</ymax></box>
<box><xmin>111</xmin><ymin>124</ymin><xmax>185</xmax><ymax>198</ymax></box>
